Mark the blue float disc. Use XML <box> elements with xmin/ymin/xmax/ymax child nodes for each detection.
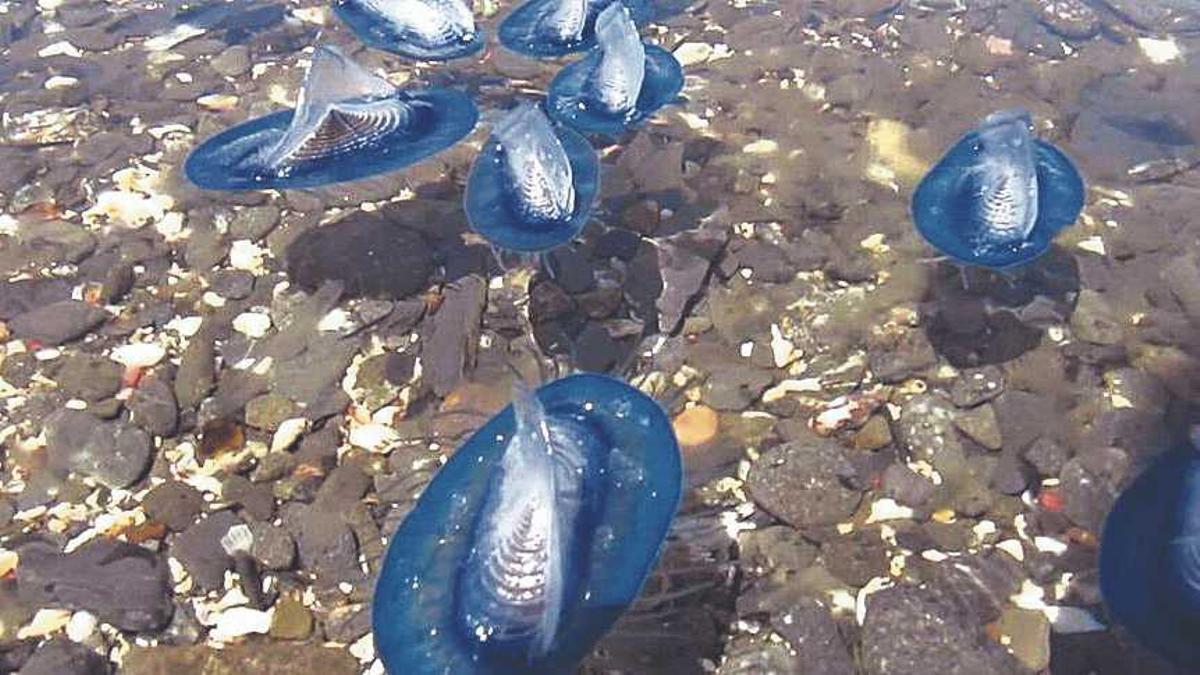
<box><xmin>333</xmin><ymin>0</ymin><xmax>485</xmax><ymax>61</ymax></box>
<box><xmin>497</xmin><ymin>0</ymin><xmax>652</xmax><ymax>58</ymax></box>
<box><xmin>546</xmin><ymin>44</ymin><xmax>684</xmax><ymax>135</ymax></box>
<box><xmin>464</xmin><ymin>121</ymin><xmax>600</xmax><ymax>253</ymax></box>
<box><xmin>911</xmin><ymin>135</ymin><xmax>1084</xmax><ymax>270</ymax></box>
<box><xmin>372</xmin><ymin>373</ymin><xmax>683</xmax><ymax>675</ymax></box>
<box><xmin>185</xmin><ymin>88</ymin><xmax>478</xmax><ymax>191</ymax></box>
<box><xmin>1101</xmin><ymin>450</ymin><xmax>1200</xmax><ymax>668</ymax></box>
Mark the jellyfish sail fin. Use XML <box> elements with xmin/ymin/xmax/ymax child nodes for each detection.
<box><xmin>1167</xmin><ymin>465</ymin><xmax>1200</xmax><ymax>617</ymax></box>
<box><xmin>587</xmin><ymin>2</ymin><xmax>645</xmax><ymax>115</ymax></box>
<box><xmin>494</xmin><ymin>105</ymin><xmax>577</xmax><ymax>225</ymax></box>
<box><xmin>963</xmin><ymin>109</ymin><xmax>1039</xmax><ymax>248</ymax></box>
<box><xmin>260</xmin><ymin>46</ymin><xmax>423</xmax><ymax>171</ymax></box>
<box><xmin>359</xmin><ymin>0</ymin><xmax>477</xmax><ymax>49</ymax></box>
<box><xmin>535</xmin><ymin>0</ymin><xmax>588</xmax><ymax>43</ymax></box>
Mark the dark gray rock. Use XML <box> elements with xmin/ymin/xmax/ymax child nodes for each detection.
<box><xmin>769</xmin><ymin>599</ymin><xmax>854</xmax><ymax>675</ymax></box>
<box><xmin>655</xmin><ymin>217</ymin><xmax>728</xmax><ymax>334</ymax></box>
<box><xmin>951</xmin><ymin>365</ymin><xmax>1005</xmax><ymax>408</ymax></box>
<box><xmin>45</xmin><ymin>410</ymin><xmax>152</xmax><ymax>489</ymax></box>
<box><xmin>315</xmin><ymin>465</ymin><xmax>370</xmax><ymax>515</ymax></box>
<box><xmin>1059</xmin><ymin>446</ymin><xmax>1129</xmax><ymax>532</ymax></box>
<box><xmin>16</xmin><ymin>539</ymin><xmax>173</xmax><ymax>631</ymax></box>
<box><xmin>1024</xmin><ymin>437</ymin><xmax>1071</xmax><ymax>478</ymax></box>
<box><xmin>222</xmin><ymin>475</ymin><xmax>275</xmax><ymax>521</ymax></box>
<box><xmin>53</xmin><ymin>353</ymin><xmax>123</xmax><ymax>401</ymax></box>
<box><xmin>861</xmin><ymin>584</ymin><xmax>1023</xmax><ymax>675</ymax></box>
<box><xmin>0</xmin><ymin>278</ymin><xmax>71</xmax><ymax>320</ymax></box>
<box><xmin>172</xmin><ymin>511</ymin><xmax>240</xmax><ymax>591</ymax></box>
<box><xmin>747</xmin><ymin>436</ymin><xmax>863</xmax><ymax>530</ymax></box>
<box><xmin>175</xmin><ymin>327</ymin><xmax>216</xmax><ymax>410</ymax></box>
<box><xmin>421</xmin><ymin>275</ymin><xmax>486</xmax><ymax>396</ymax></box>
<box><xmin>128</xmin><ymin>375</ymin><xmax>179</xmax><ymax>437</ymax></box>
<box><xmin>143</xmin><ymin>481</ymin><xmax>204</xmax><ymax>532</ymax></box>
<box><xmin>246</xmin><ymin>521</ymin><xmax>297</xmax><ymax>571</ymax></box>
<box><xmin>918</xmin><ymin>553</ymin><xmax>1026</xmax><ymax>626</ymax></box>
<box><xmin>229</xmin><ymin>205</ymin><xmax>279</xmax><ymax>241</ymax></box>
<box><xmin>881</xmin><ymin>463</ymin><xmax>936</xmax><ymax>507</ymax></box>
<box><xmin>208</xmin><ymin>269</ymin><xmax>254</xmax><ymax>300</ymax></box>
<box><xmin>868</xmin><ymin>329</ymin><xmax>938</xmax><ymax>384</ymax></box>
<box><xmin>896</xmin><ymin>394</ymin><xmax>967</xmax><ymax>481</ymax></box>
<box><xmin>285</xmin><ymin>213</ymin><xmax>434</xmax><ymax>299</ymax></box>
<box><xmin>292</xmin><ymin>508</ymin><xmax>361</xmax><ymax>583</ymax></box>
<box><xmin>9</xmin><ymin>300</ymin><xmax>108</xmax><ymax>345</ymax></box>
<box><xmin>16</xmin><ymin>638</ymin><xmax>108</xmax><ymax>675</ymax></box>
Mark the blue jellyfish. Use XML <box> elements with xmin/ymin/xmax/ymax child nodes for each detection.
<box><xmin>372</xmin><ymin>373</ymin><xmax>683</xmax><ymax>674</ymax></box>
<box><xmin>334</xmin><ymin>0</ymin><xmax>484</xmax><ymax>61</ymax></box>
<box><xmin>464</xmin><ymin>103</ymin><xmax>600</xmax><ymax>253</ymax></box>
<box><xmin>546</xmin><ymin>2</ymin><xmax>684</xmax><ymax>136</ymax></box>
<box><xmin>185</xmin><ymin>45</ymin><xmax>478</xmax><ymax>190</ymax></box>
<box><xmin>498</xmin><ymin>0</ymin><xmax>652</xmax><ymax>58</ymax></box>
<box><xmin>911</xmin><ymin>109</ymin><xmax>1084</xmax><ymax>270</ymax></box>
<box><xmin>1100</xmin><ymin>430</ymin><xmax>1200</xmax><ymax>668</ymax></box>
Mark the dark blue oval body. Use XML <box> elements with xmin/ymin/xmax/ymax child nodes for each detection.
<box><xmin>497</xmin><ymin>0</ymin><xmax>651</xmax><ymax>58</ymax></box>
<box><xmin>547</xmin><ymin>44</ymin><xmax>684</xmax><ymax>136</ymax></box>
<box><xmin>185</xmin><ymin>89</ymin><xmax>478</xmax><ymax>191</ymax></box>
<box><xmin>1100</xmin><ymin>449</ymin><xmax>1200</xmax><ymax>667</ymax></box>
<box><xmin>372</xmin><ymin>374</ymin><xmax>683</xmax><ymax>675</ymax></box>
<box><xmin>464</xmin><ymin>121</ymin><xmax>600</xmax><ymax>253</ymax></box>
<box><xmin>334</xmin><ymin>0</ymin><xmax>485</xmax><ymax>61</ymax></box>
<box><xmin>911</xmin><ymin>131</ymin><xmax>1084</xmax><ymax>270</ymax></box>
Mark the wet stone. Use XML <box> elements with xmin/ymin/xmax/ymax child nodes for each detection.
<box><xmin>229</xmin><ymin>205</ymin><xmax>280</xmax><ymax>241</ymax></box>
<box><xmin>45</xmin><ymin>410</ymin><xmax>152</xmax><ymax>489</ymax></box>
<box><xmin>953</xmin><ymin>404</ymin><xmax>1003</xmax><ymax>450</ymax></box>
<box><xmin>128</xmin><ymin>375</ymin><xmax>179</xmax><ymax>438</ymax></box>
<box><xmin>573</xmin><ymin>323</ymin><xmax>622</xmax><ymax>373</ymax></box>
<box><xmin>747</xmin><ymin>435</ymin><xmax>863</xmax><ymax>530</ymax></box>
<box><xmin>739</xmin><ymin>526</ymin><xmax>820</xmax><ymax>575</ymax></box>
<box><xmin>0</xmin><ymin>278</ymin><xmax>71</xmax><ymax>321</ymax></box>
<box><xmin>175</xmin><ymin>328</ymin><xmax>216</xmax><ymax>410</ymax></box>
<box><xmin>703</xmin><ymin>364</ymin><xmax>774</xmax><ymax>411</ymax></box>
<box><xmin>882</xmin><ymin>463</ymin><xmax>936</xmax><ymax>507</ymax></box>
<box><xmin>172</xmin><ymin>511</ymin><xmax>240</xmax><ymax>591</ymax></box>
<box><xmin>16</xmin><ymin>539</ymin><xmax>174</xmax><ymax>632</ymax></box>
<box><xmin>244</xmin><ymin>393</ymin><xmax>300</xmax><ymax>431</ymax></box>
<box><xmin>16</xmin><ymin>638</ymin><xmax>107</xmax><ymax>675</ymax></box>
<box><xmin>1070</xmin><ymin>290</ymin><xmax>1122</xmax><ymax>345</ymax></box>
<box><xmin>9</xmin><ymin>300</ymin><xmax>108</xmax><ymax>346</ymax></box>
<box><xmin>122</xmin><ymin>643</ymin><xmax>360</xmax><ymax>675</ymax></box>
<box><xmin>998</xmin><ymin>606</ymin><xmax>1051</xmax><ymax>672</ymax></box>
<box><xmin>822</xmin><ymin>529</ymin><xmax>888</xmax><ymax>587</ymax></box>
<box><xmin>853</xmin><ymin>415</ymin><xmax>894</xmax><ymax>451</ymax></box>
<box><xmin>1059</xmin><ymin>446</ymin><xmax>1129</xmax><ymax>532</ymax></box>
<box><xmin>285</xmin><ymin>214</ymin><xmax>434</xmax><ymax>299</ymax></box>
<box><xmin>421</xmin><ymin>275</ymin><xmax>486</xmax><ymax>397</ymax></box>
<box><xmin>143</xmin><ymin>481</ymin><xmax>205</xmax><ymax>532</ymax></box>
<box><xmin>951</xmin><ymin>366</ymin><xmax>1005</xmax><ymax>408</ymax></box>
<box><xmin>868</xmin><ymin>329</ymin><xmax>938</xmax><ymax>384</ymax></box>
<box><xmin>269</xmin><ymin>592</ymin><xmax>313</xmax><ymax>640</ymax></box>
<box><xmin>1023</xmin><ymin>437</ymin><xmax>1071</xmax><ymax>478</ymax></box>
<box><xmin>52</xmin><ymin>353</ymin><xmax>123</xmax><ymax>401</ymax></box>
<box><xmin>292</xmin><ymin>508</ymin><xmax>361</xmax><ymax>583</ymax></box>
<box><xmin>861</xmin><ymin>584</ymin><xmax>1023</xmax><ymax>675</ymax></box>
<box><xmin>222</xmin><ymin>475</ymin><xmax>275</xmax><ymax>521</ymax></box>
<box><xmin>769</xmin><ymin>599</ymin><xmax>855</xmax><ymax>675</ymax></box>
<box><xmin>897</xmin><ymin>395</ymin><xmax>967</xmax><ymax>478</ymax></box>
<box><xmin>208</xmin><ymin>269</ymin><xmax>255</xmax><ymax>300</ymax></box>
<box><xmin>246</xmin><ymin>521</ymin><xmax>297</xmax><ymax>571</ymax></box>
<box><xmin>210</xmin><ymin>45</ymin><xmax>252</xmax><ymax>77</ymax></box>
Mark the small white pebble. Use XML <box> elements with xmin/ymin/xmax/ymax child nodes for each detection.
<box><xmin>271</xmin><ymin>418</ymin><xmax>309</xmax><ymax>453</ymax></box>
<box><xmin>349</xmin><ymin>633</ymin><xmax>376</xmax><ymax>662</ymax></box>
<box><xmin>111</xmin><ymin>342</ymin><xmax>166</xmax><ymax>369</ymax></box>
<box><xmin>66</xmin><ymin>611</ymin><xmax>98</xmax><ymax>642</ymax></box>
<box><xmin>38</xmin><ymin>40</ymin><xmax>83</xmax><ymax>58</ymax></box>
<box><xmin>233</xmin><ymin>312</ymin><xmax>272</xmax><ymax>339</ymax></box>
<box><xmin>996</xmin><ymin>538</ymin><xmax>1025</xmax><ymax>562</ymax></box>
<box><xmin>229</xmin><ymin>239</ymin><xmax>268</xmax><ymax>273</ymax></box>
<box><xmin>208</xmin><ymin>607</ymin><xmax>273</xmax><ymax>641</ymax></box>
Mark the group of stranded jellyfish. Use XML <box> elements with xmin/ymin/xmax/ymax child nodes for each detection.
<box><xmin>180</xmin><ymin>0</ymin><xmax>1197</xmax><ymax>670</ymax></box>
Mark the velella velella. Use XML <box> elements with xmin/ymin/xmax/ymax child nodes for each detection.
<box><xmin>464</xmin><ymin>103</ymin><xmax>600</xmax><ymax>253</ymax></box>
<box><xmin>911</xmin><ymin>109</ymin><xmax>1084</xmax><ymax>270</ymax></box>
<box><xmin>1100</xmin><ymin>428</ymin><xmax>1200</xmax><ymax>667</ymax></box>
<box><xmin>334</xmin><ymin>0</ymin><xmax>484</xmax><ymax>61</ymax></box>
<box><xmin>546</xmin><ymin>2</ymin><xmax>684</xmax><ymax>135</ymax></box>
<box><xmin>498</xmin><ymin>0</ymin><xmax>652</xmax><ymax>58</ymax></box>
<box><xmin>185</xmin><ymin>45</ymin><xmax>478</xmax><ymax>190</ymax></box>
<box><xmin>372</xmin><ymin>373</ymin><xmax>683</xmax><ymax>674</ymax></box>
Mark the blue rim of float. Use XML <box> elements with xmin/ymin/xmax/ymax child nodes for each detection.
<box><xmin>372</xmin><ymin>373</ymin><xmax>683</xmax><ymax>675</ymax></box>
<box><xmin>333</xmin><ymin>0</ymin><xmax>486</xmax><ymax>61</ymax></box>
<box><xmin>464</xmin><ymin>119</ymin><xmax>600</xmax><ymax>253</ymax></box>
<box><xmin>546</xmin><ymin>44</ymin><xmax>684</xmax><ymax>136</ymax></box>
<box><xmin>1100</xmin><ymin>450</ymin><xmax>1200</xmax><ymax>667</ymax></box>
<box><xmin>497</xmin><ymin>0</ymin><xmax>652</xmax><ymax>58</ymax></box>
<box><xmin>911</xmin><ymin>137</ymin><xmax>1085</xmax><ymax>271</ymax></box>
<box><xmin>185</xmin><ymin>89</ymin><xmax>478</xmax><ymax>191</ymax></box>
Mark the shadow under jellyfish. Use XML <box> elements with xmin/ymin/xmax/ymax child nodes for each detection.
<box><xmin>372</xmin><ymin>373</ymin><xmax>683</xmax><ymax>674</ymax></box>
<box><xmin>333</xmin><ymin>0</ymin><xmax>484</xmax><ymax>61</ymax></box>
<box><xmin>1101</xmin><ymin>426</ymin><xmax>1200</xmax><ymax>668</ymax></box>
<box><xmin>464</xmin><ymin>103</ymin><xmax>600</xmax><ymax>254</ymax></box>
<box><xmin>498</xmin><ymin>0</ymin><xmax>652</xmax><ymax>58</ymax></box>
<box><xmin>185</xmin><ymin>45</ymin><xmax>478</xmax><ymax>190</ymax></box>
<box><xmin>911</xmin><ymin>109</ymin><xmax>1084</xmax><ymax>271</ymax></box>
<box><xmin>546</xmin><ymin>2</ymin><xmax>684</xmax><ymax>136</ymax></box>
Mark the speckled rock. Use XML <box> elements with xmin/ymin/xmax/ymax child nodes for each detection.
<box><xmin>16</xmin><ymin>638</ymin><xmax>107</xmax><ymax>675</ymax></box>
<box><xmin>747</xmin><ymin>435</ymin><xmax>863</xmax><ymax>530</ymax></box>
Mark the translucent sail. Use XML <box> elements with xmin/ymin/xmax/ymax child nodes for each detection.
<box><xmin>457</xmin><ymin>389</ymin><xmax>591</xmax><ymax>656</ymax></box>
<box><xmin>360</xmin><ymin>0</ymin><xmax>476</xmax><ymax>47</ymax></box>
<box><xmin>493</xmin><ymin>105</ymin><xmax>576</xmax><ymax>224</ymax></box>
<box><xmin>965</xmin><ymin>109</ymin><xmax>1039</xmax><ymax>246</ymax></box>
<box><xmin>535</xmin><ymin>0</ymin><xmax>588</xmax><ymax>42</ymax></box>
<box><xmin>260</xmin><ymin>46</ymin><xmax>422</xmax><ymax>171</ymax></box>
<box><xmin>587</xmin><ymin>2</ymin><xmax>645</xmax><ymax>114</ymax></box>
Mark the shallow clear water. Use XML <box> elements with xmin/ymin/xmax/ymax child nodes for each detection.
<box><xmin>2</xmin><ymin>0</ymin><xmax>1200</xmax><ymax>673</ymax></box>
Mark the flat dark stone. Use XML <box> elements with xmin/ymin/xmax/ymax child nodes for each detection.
<box><xmin>747</xmin><ymin>436</ymin><xmax>863</xmax><ymax>530</ymax></box>
<box><xmin>9</xmin><ymin>300</ymin><xmax>108</xmax><ymax>346</ymax></box>
<box><xmin>16</xmin><ymin>539</ymin><xmax>174</xmax><ymax>632</ymax></box>
<box><xmin>172</xmin><ymin>511</ymin><xmax>241</xmax><ymax>591</ymax></box>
